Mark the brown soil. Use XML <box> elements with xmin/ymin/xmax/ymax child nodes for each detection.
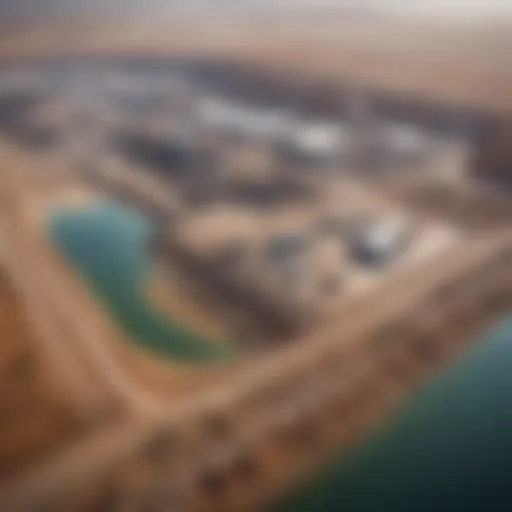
<box><xmin>0</xmin><ymin>270</ymin><xmax>82</xmax><ymax>480</ymax></box>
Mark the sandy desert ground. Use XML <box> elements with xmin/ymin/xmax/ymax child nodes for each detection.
<box><xmin>0</xmin><ymin>16</ymin><xmax>510</xmax><ymax>113</ymax></box>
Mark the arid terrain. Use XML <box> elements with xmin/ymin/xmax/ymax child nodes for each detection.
<box><xmin>0</xmin><ymin>15</ymin><xmax>511</xmax><ymax>511</ymax></box>
<box><xmin>0</xmin><ymin>17</ymin><xmax>511</xmax><ymax>113</ymax></box>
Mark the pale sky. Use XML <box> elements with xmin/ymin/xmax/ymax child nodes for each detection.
<box><xmin>0</xmin><ymin>0</ymin><xmax>511</xmax><ymax>22</ymax></box>
<box><xmin>273</xmin><ymin>0</ymin><xmax>512</xmax><ymax>18</ymax></box>
<box><xmin>373</xmin><ymin>0</ymin><xmax>511</xmax><ymax>18</ymax></box>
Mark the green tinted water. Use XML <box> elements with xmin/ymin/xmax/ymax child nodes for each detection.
<box><xmin>49</xmin><ymin>201</ymin><xmax>512</xmax><ymax>509</ymax></box>
<box><xmin>278</xmin><ymin>317</ymin><xmax>512</xmax><ymax>511</ymax></box>
<box><xmin>49</xmin><ymin>200</ymin><xmax>234</xmax><ymax>364</ymax></box>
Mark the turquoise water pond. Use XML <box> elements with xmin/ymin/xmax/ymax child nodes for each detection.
<box><xmin>49</xmin><ymin>200</ymin><xmax>234</xmax><ymax>364</ymax></box>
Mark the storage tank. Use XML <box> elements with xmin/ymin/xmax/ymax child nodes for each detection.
<box><xmin>277</xmin><ymin>122</ymin><xmax>351</xmax><ymax>167</ymax></box>
<box><xmin>350</xmin><ymin>216</ymin><xmax>412</xmax><ymax>268</ymax></box>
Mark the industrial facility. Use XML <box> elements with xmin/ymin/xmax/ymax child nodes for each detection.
<box><xmin>0</xmin><ymin>52</ymin><xmax>511</xmax><ymax>512</ymax></box>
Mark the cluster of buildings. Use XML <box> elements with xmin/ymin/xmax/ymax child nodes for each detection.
<box><xmin>0</xmin><ymin>61</ymin><xmax>468</xmax><ymax>337</ymax></box>
<box><xmin>1</xmin><ymin>57</ymin><xmax>511</xmax><ymax>512</ymax></box>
